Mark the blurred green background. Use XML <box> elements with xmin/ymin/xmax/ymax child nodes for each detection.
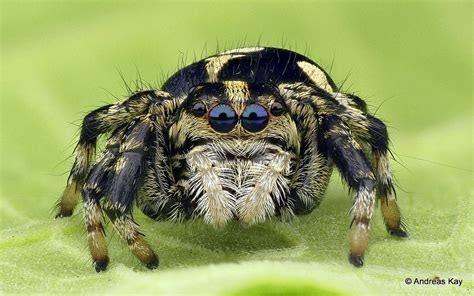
<box><xmin>1</xmin><ymin>0</ymin><xmax>472</xmax><ymax>295</ymax></box>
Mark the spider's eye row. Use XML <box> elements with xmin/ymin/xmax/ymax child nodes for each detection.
<box><xmin>209</xmin><ymin>104</ymin><xmax>238</xmax><ymax>133</ymax></box>
<box><xmin>241</xmin><ymin>104</ymin><xmax>268</xmax><ymax>133</ymax></box>
<box><xmin>203</xmin><ymin>103</ymin><xmax>272</xmax><ymax>133</ymax></box>
<box><xmin>191</xmin><ymin>101</ymin><xmax>207</xmax><ymax>117</ymax></box>
<box><xmin>270</xmin><ymin>101</ymin><xmax>285</xmax><ymax>116</ymax></box>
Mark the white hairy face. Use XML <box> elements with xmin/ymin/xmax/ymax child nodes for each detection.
<box><xmin>186</xmin><ymin>139</ymin><xmax>294</xmax><ymax>227</ymax></box>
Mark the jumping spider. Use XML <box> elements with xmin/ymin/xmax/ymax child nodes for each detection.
<box><xmin>56</xmin><ymin>47</ymin><xmax>408</xmax><ymax>272</ymax></box>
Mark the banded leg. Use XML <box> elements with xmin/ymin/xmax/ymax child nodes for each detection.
<box><xmin>82</xmin><ymin>129</ymin><xmax>124</xmax><ymax>271</ymax></box>
<box><xmin>366</xmin><ymin>115</ymin><xmax>408</xmax><ymax>237</ymax></box>
<box><xmin>332</xmin><ymin>95</ymin><xmax>408</xmax><ymax>238</ymax></box>
<box><xmin>56</xmin><ymin>90</ymin><xmax>168</xmax><ymax>218</ymax></box>
<box><xmin>318</xmin><ymin>116</ymin><xmax>377</xmax><ymax>267</ymax></box>
<box><xmin>101</xmin><ymin>117</ymin><xmax>158</xmax><ymax>270</ymax></box>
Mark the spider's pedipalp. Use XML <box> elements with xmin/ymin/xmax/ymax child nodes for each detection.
<box><xmin>237</xmin><ymin>150</ymin><xmax>292</xmax><ymax>224</ymax></box>
<box><xmin>187</xmin><ymin>146</ymin><xmax>235</xmax><ymax>227</ymax></box>
<box><xmin>56</xmin><ymin>90</ymin><xmax>168</xmax><ymax>218</ymax></box>
<box><xmin>283</xmin><ymin>97</ymin><xmax>333</xmax><ymax>215</ymax></box>
<box><xmin>318</xmin><ymin>115</ymin><xmax>377</xmax><ymax>267</ymax></box>
<box><xmin>138</xmin><ymin>97</ymin><xmax>192</xmax><ymax>222</ymax></box>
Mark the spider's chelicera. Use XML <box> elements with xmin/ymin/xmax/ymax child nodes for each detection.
<box><xmin>56</xmin><ymin>47</ymin><xmax>408</xmax><ymax>272</ymax></box>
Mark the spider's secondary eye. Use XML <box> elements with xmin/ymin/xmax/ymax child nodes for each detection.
<box><xmin>209</xmin><ymin>104</ymin><xmax>238</xmax><ymax>133</ymax></box>
<box><xmin>191</xmin><ymin>102</ymin><xmax>207</xmax><ymax>117</ymax></box>
<box><xmin>241</xmin><ymin>104</ymin><xmax>268</xmax><ymax>133</ymax></box>
<box><xmin>270</xmin><ymin>101</ymin><xmax>285</xmax><ymax>116</ymax></box>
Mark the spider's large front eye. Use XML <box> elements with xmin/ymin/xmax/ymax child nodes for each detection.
<box><xmin>209</xmin><ymin>104</ymin><xmax>238</xmax><ymax>133</ymax></box>
<box><xmin>241</xmin><ymin>103</ymin><xmax>268</xmax><ymax>133</ymax></box>
<box><xmin>191</xmin><ymin>101</ymin><xmax>207</xmax><ymax>117</ymax></box>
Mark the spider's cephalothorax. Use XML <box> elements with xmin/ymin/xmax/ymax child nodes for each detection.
<box><xmin>56</xmin><ymin>47</ymin><xmax>408</xmax><ymax>272</ymax></box>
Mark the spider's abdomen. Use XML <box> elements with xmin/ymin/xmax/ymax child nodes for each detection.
<box><xmin>162</xmin><ymin>47</ymin><xmax>338</xmax><ymax>96</ymax></box>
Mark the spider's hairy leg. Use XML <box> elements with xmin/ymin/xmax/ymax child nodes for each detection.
<box><xmin>366</xmin><ymin>115</ymin><xmax>408</xmax><ymax>238</ymax></box>
<box><xmin>336</xmin><ymin>100</ymin><xmax>408</xmax><ymax>238</ymax></box>
<box><xmin>56</xmin><ymin>90</ymin><xmax>168</xmax><ymax>218</ymax></box>
<box><xmin>102</xmin><ymin>117</ymin><xmax>159</xmax><ymax>270</ymax></box>
<box><xmin>318</xmin><ymin>115</ymin><xmax>377</xmax><ymax>268</ymax></box>
<box><xmin>285</xmin><ymin>101</ymin><xmax>332</xmax><ymax>216</ymax></box>
<box><xmin>82</xmin><ymin>128</ymin><xmax>124</xmax><ymax>272</ymax></box>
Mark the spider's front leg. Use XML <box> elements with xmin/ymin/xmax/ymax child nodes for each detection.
<box><xmin>82</xmin><ymin>129</ymin><xmax>124</xmax><ymax>271</ymax></box>
<box><xmin>101</xmin><ymin>116</ymin><xmax>159</xmax><ymax>271</ymax></box>
<box><xmin>82</xmin><ymin>115</ymin><xmax>160</xmax><ymax>272</ymax></box>
<box><xmin>318</xmin><ymin>115</ymin><xmax>377</xmax><ymax>267</ymax></box>
<box><xmin>56</xmin><ymin>90</ymin><xmax>169</xmax><ymax>218</ymax></box>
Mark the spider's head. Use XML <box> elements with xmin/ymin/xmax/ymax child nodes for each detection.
<box><xmin>169</xmin><ymin>81</ymin><xmax>300</xmax><ymax>157</ymax></box>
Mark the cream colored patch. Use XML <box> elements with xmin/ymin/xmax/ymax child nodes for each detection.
<box><xmin>223</xmin><ymin>81</ymin><xmax>250</xmax><ymax>112</ymax></box>
<box><xmin>83</xmin><ymin>200</ymin><xmax>103</xmax><ymax>226</ymax></box>
<box><xmin>297</xmin><ymin>61</ymin><xmax>333</xmax><ymax>93</ymax></box>
<box><xmin>220</xmin><ymin>47</ymin><xmax>265</xmax><ymax>55</ymax></box>
<box><xmin>74</xmin><ymin>144</ymin><xmax>95</xmax><ymax>175</ymax></box>
<box><xmin>205</xmin><ymin>54</ymin><xmax>244</xmax><ymax>82</ymax></box>
<box><xmin>112</xmin><ymin>215</ymin><xmax>139</xmax><ymax>242</ymax></box>
<box><xmin>376</xmin><ymin>153</ymin><xmax>396</xmax><ymax>200</ymax></box>
<box><xmin>334</xmin><ymin>93</ymin><xmax>352</xmax><ymax>106</ymax></box>
<box><xmin>114</xmin><ymin>157</ymin><xmax>126</xmax><ymax>174</ymax></box>
<box><xmin>351</xmin><ymin>186</ymin><xmax>376</xmax><ymax>222</ymax></box>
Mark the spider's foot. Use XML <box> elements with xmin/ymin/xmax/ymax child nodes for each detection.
<box><xmin>389</xmin><ymin>228</ymin><xmax>409</xmax><ymax>238</ymax></box>
<box><xmin>130</xmin><ymin>237</ymin><xmax>160</xmax><ymax>270</ymax></box>
<box><xmin>349</xmin><ymin>255</ymin><xmax>364</xmax><ymax>267</ymax></box>
<box><xmin>56</xmin><ymin>180</ymin><xmax>80</xmax><ymax>219</ymax></box>
<box><xmin>94</xmin><ymin>257</ymin><xmax>109</xmax><ymax>273</ymax></box>
<box><xmin>146</xmin><ymin>257</ymin><xmax>159</xmax><ymax>270</ymax></box>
